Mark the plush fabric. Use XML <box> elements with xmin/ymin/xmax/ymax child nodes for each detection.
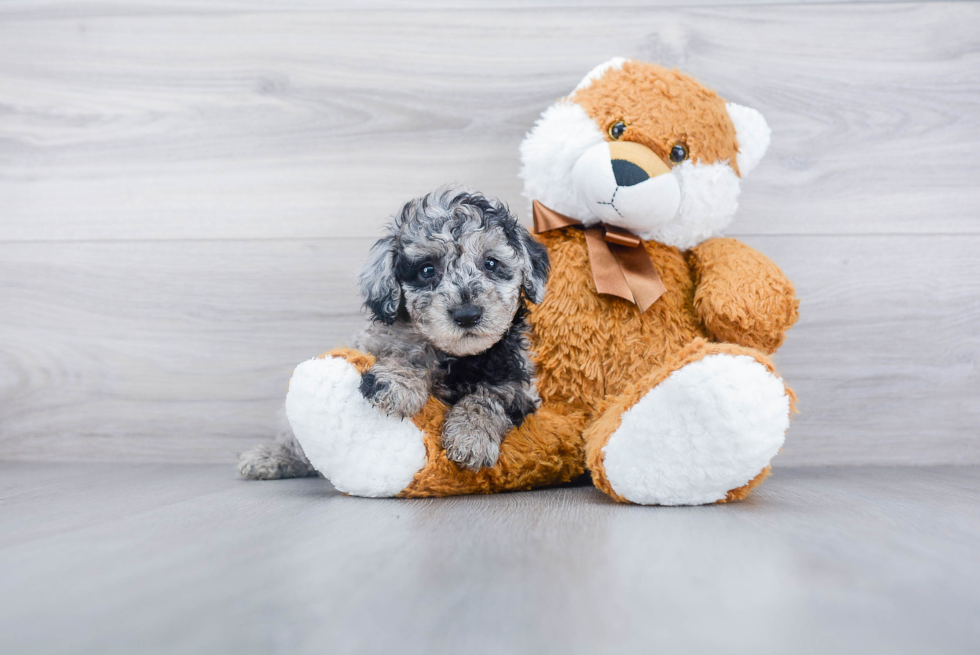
<box><xmin>571</xmin><ymin>61</ymin><xmax>742</xmax><ymax>174</ymax></box>
<box><xmin>581</xmin><ymin>340</ymin><xmax>796</xmax><ymax>505</ymax></box>
<box><xmin>398</xmin><ymin>402</ymin><xmax>588</xmax><ymax>498</ymax></box>
<box><xmin>690</xmin><ymin>238</ymin><xmax>800</xmax><ymax>353</ymax></box>
<box><xmin>285</xmin><ymin>348</ymin><xmax>427</xmax><ymax>498</ymax></box>
<box><xmin>725</xmin><ymin>102</ymin><xmax>771</xmax><ymax>176</ymax></box>
<box><xmin>288</xmin><ymin>60</ymin><xmax>799</xmax><ymax>505</ymax></box>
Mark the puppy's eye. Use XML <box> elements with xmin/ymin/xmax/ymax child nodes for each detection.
<box><xmin>419</xmin><ymin>264</ymin><xmax>437</xmax><ymax>279</ymax></box>
<box><xmin>608</xmin><ymin>121</ymin><xmax>627</xmax><ymax>140</ymax></box>
<box><xmin>483</xmin><ymin>257</ymin><xmax>498</xmax><ymax>272</ymax></box>
<box><xmin>669</xmin><ymin>143</ymin><xmax>689</xmax><ymax>163</ymax></box>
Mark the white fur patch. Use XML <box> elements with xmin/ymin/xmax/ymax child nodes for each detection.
<box><xmin>285</xmin><ymin>356</ymin><xmax>427</xmax><ymax>498</ymax></box>
<box><xmin>638</xmin><ymin>160</ymin><xmax>742</xmax><ymax>249</ymax></box>
<box><xmin>726</xmin><ymin>102</ymin><xmax>771</xmax><ymax>177</ymax></box>
<box><xmin>571</xmin><ymin>141</ymin><xmax>681</xmax><ymax>233</ymax></box>
<box><xmin>572</xmin><ymin>56</ymin><xmax>627</xmax><ymax>93</ymax></box>
<box><xmin>601</xmin><ymin>354</ymin><xmax>789</xmax><ymax>506</ymax></box>
<box><xmin>520</xmin><ymin>100</ymin><xmax>606</xmax><ymax>222</ymax></box>
<box><xmin>519</xmin><ymin>101</ymin><xmax>744</xmax><ymax>250</ymax></box>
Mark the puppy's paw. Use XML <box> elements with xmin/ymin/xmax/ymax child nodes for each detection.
<box><xmin>358</xmin><ymin>366</ymin><xmax>428</xmax><ymax>419</ymax></box>
<box><xmin>238</xmin><ymin>444</ymin><xmax>297</xmax><ymax>480</ymax></box>
<box><xmin>441</xmin><ymin>413</ymin><xmax>502</xmax><ymax>471</ymax></box>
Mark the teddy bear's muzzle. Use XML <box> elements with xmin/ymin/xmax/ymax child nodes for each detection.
<box><xmin>609</xmin><ymin>140</ymin><xmax>671</xmax><ymax>185</ymax></box>
<box><xmin>572</xmin><ymin>140</ymin><xmax>681</xmax><ymax>235</ymax></box>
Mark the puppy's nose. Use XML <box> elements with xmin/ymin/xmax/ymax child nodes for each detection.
<box><xmin>451</xmin><ymin>304</ymin><xmax>483</xmax><ymax>328</ymax></box>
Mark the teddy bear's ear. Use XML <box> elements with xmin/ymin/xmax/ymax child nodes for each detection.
<box><xmin>359</xmin><ymin>234</ymin><xmax>401</xmax><ymax>325</ymax></box>
<box><xmin>572</xmin><ymin>56</ymin><xmax>628</xmax><ymax>93</ymax></box>
<box><xmin>726</xmin><ymin>102</ymin><xmax>771</xmax><ymax>177</ymax></box>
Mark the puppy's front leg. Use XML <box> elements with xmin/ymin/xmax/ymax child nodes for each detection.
<box><xmin>359</xmin><ymin>360</ymin><xmax>430</xmax><ymax>419</ymax></box>
<box><xmin>442</xmin><ymin>385</ymin><xmax>535</xmax><ymax>470</ymax></box>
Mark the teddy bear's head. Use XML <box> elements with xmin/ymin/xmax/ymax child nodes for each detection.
<box><xmin>520</xmin><ymin>58</ymin><xmax>770</xmax><ymax>249</ymax></box>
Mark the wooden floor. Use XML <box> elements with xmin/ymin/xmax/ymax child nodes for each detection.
<box><xmin>1</xmin><ymin>463</ymin><xmax>978</xmax><ymax>654</ymax></box>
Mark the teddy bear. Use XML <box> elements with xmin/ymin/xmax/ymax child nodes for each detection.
<box><xmin>284</xmin><ymin>58</ymin><xmax>798</xmax><ymax>505</ymax></box>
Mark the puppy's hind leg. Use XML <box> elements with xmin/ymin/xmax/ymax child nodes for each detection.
<box><xmin>238</xmin><ymin>409</ymin><xmax>319</xmax><ymax>480</ymax></box>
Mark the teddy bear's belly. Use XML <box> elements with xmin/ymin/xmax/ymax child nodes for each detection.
<box><xmin>529</xmin><ymin>230</ymin><xmax>707</xmax><ymax>410</ymax></box>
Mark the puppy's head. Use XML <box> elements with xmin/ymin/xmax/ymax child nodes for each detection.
<box><xmin>359</xmin><ymin>187</ymin><xmax>549</xmax><ymax>356</ymax></box>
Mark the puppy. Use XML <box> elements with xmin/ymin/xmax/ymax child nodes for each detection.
<box><xmin>238</xmin><ymin>187</ymin><xmax>549</xmax><ymax>479</ymax></box>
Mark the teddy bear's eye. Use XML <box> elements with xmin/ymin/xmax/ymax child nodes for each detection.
<box><xmin>608</xmin><ymin>121</ymin><xmax>627</xmax><ymax>140</ymax></box>
<box><xmin>669</xmin><ymin>144</ymin><xmax>689</xmax><ymax>163</ymax></box>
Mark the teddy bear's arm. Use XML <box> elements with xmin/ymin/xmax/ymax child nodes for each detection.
<box><xmin>689</xmin><ymin>237</ymin><xmax>799</xmax><ymax>354</ymax></box>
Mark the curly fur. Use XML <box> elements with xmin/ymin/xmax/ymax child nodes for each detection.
<box><xmin>239</xmin><ymin>187</ymin><xmax>549</xmax><ymax>477</ymax></box>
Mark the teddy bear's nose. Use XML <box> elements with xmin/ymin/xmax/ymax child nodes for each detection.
<box><xmin>607</xmin><ymin>141</ymin><xmax>671</xmax><ymax>188</ymax></box>
<box><xmin>611</xmin><ymin>159</ymin><xmax>650</xmax><ymax>187</ymax></box>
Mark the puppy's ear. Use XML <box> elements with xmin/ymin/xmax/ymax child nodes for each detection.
<box><xmin>359</xmin><ymin>234</ymin><xmax>401</xmax><ymax>324</ymax></box>
<box><xmin>517</xmin><ymin>228</ymin><xmax>550</xmax><ymax>304</ymax></box>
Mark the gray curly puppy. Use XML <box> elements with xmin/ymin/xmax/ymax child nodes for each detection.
<box><xmin>238</xmin><ymin>187</ymin><xmax>550</xmax><ymax>479</ymax></box>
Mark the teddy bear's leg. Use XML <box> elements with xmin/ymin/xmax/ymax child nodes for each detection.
<box><xmin>584</xmin><ymin>339</ymin><xmax>795</xmax><ymax>506</ymax></box>
<box><xmin>286</xmin><ymin>348</ymin><xmax>589</xmax><ymax>498</ymax></box>
<box><xmin>399</xmin><ymin>403</ymin><xmax>588</xmax><ymax>498</ymax></box>
<box><xmin>284</xmin><ymin>348</ymin><xmax>429</xmax><ymax>497</ymax></box>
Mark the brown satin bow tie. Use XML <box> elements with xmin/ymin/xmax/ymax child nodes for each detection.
<box><xmin>532</xmin><ymin>200</ymin><xmax>666</xmax><ymax>312</ymax></box>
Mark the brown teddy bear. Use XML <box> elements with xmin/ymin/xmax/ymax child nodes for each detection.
<box><xmin>285</xmin><ymin>59</ymin><xmax>798</xmax><ymax>505</ymax></box>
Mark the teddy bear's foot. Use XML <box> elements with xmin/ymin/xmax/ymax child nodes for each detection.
<box><xmin>285</xmin><ymin>349</ymin><xmax>427</xmax><ymax>498</ymax></box>
<box><xmin>287</xmin><ymin>349</ymin><xmax>590</xmax><ymax>499</ymax></box>
<box><xmin>586</xmin><ymin>341</ymin><xmax>793</xmax><ymax>506</ymax></box>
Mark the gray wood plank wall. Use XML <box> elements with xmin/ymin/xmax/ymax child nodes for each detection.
<box><xmin>1</xmin><ymin>2</ymin><xmax>978</xmax><ymax>465</ymax></box>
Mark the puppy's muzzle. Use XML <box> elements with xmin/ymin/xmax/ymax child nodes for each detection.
<box><xmin>451</xmin><ymin>304</ymin><xmax>483</xmax><ymax>328</ymax></box>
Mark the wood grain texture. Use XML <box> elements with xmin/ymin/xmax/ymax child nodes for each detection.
<box><xmin>1</xmin><ymin>234</ymin><xmax>977</xmax><ymax>465</ymax></box>
<box><xmin>2</xmin><ymin>463</ymin><xmax>979</xmax><ymax>654</ymax></box>
<box><xmin>754</xmin><ymin>234</ymin><xmax>980</xmax><ymax>466</ymax></box>
<box><xmin>0</xmin><ymin>0</ymin><xmax>947</xmax><ymax>19</ymax></box>
<box><xmin>0</xmin><ymin>239</ymin><xmax>364</xmax><ymax>462</ymax></box>
<box><xmin>1</xmin><ymin>3</ymin><xmax>978</xmax><ymax>241</ymax></box>
<box><xmin>1</xmin><ymin>2</ymin><xmax>978</xmax><ymax>466</ymax></box>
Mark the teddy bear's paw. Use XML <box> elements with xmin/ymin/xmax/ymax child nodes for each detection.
<box><xmin>285</xmin><ymin>356</ymin><xmax>427</xmax><ymax>497</ymax></box>
<box><xmin>601</xmin><ymin>354</ymin><xmax>790</xmax><ymax>506</ymax></box>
